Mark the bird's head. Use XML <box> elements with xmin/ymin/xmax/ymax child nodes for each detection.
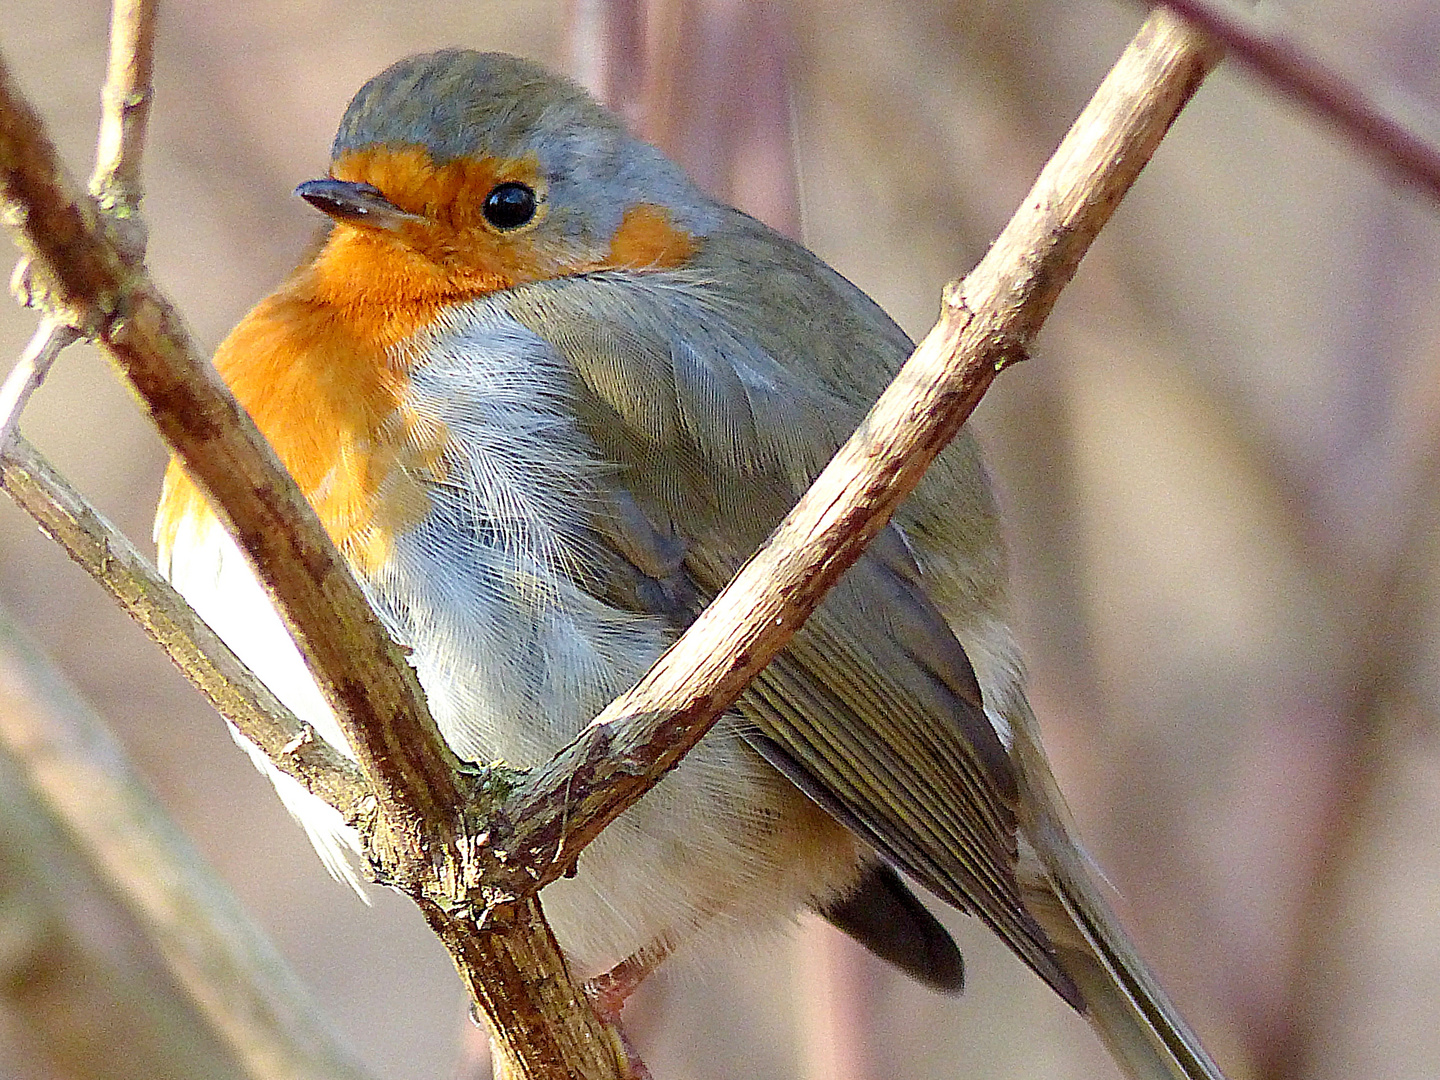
<box><xmin>295</xmin><ymin>50</ymin><xmax>720</xmax><ymax>304</ymax></box>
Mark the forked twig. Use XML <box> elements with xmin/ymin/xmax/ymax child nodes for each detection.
<box><xmin>0</xmin><ymin>434</ymin><xmax>369</xmax><ymax>816</ymax></box>
<box><xmin>0</xmin><ymin>0</ymin><xmax>157</xmax><ymax>444</ymax></box>
<box><xmin>0</xmin><ymin>319</ymin><xmax>77</xmax><ymax>447</ymax></box>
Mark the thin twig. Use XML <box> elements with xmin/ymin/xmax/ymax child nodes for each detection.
<box><xmin>0</xmin><ymin>319</ymin><xmax>77</xmax><ymax>447</ymax></box>
<box><xmin>90</xmin><ymin>0</ymin><xmax>157</xmax><ymax>262</ymax></box>
<box><xmin>0</xmin><ymin>0</ymin><xmax>158</xmax><ymax>445</ymax></box>
<box><xmin>91</xmin><ymin>0</ymin><xmax>158</xmax><ymax>229</ymax></box>
<box><xmin>1156</xmin><ymin>0</ymin><xmax>1440</xmax><ymax>199</ymax></box>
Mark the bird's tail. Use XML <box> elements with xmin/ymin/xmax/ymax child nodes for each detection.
<box><xmin>1009</xmin><ymin>699</ymin><xmax>1228</xmax><ymax>1080</ymax></box>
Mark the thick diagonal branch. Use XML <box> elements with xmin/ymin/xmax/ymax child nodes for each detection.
<box><xmin>0</xmin><ymin>436</ymin><xmax>368</xmax><ymax>818</ymax></box>
<box><xmin>0</xmin><ymin>51</ymin><xmax>460</xmax><ymax>883</ymax></box>
<box><xmin>0</xmin><ymin>42</ymin><xmax>615</xmax><ymax>1080</ymax></box>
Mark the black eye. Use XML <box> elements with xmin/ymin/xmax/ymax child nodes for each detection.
<box><xmin>483</xmin><ymin>182</ymin><xmax>538</xmax><ymax>230</ymax></box>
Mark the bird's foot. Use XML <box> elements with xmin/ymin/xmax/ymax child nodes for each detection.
<box><xmin>584</xmin><ymin>950</ymin><xmax>668</xmax><ymax>1079</ymax></box>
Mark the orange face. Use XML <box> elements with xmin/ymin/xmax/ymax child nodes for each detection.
<box><xmin>316</xmin><ymin>145</ymin><xmax>700</xmax><ymax>308</ymax></box>
<box><xmin>323</xmin><ymin>146</ymin><xmax>557</xmax><ymax>300</ymax></box>
<box><xmin>156</xmin><ymin>144</ymin><xmax>702</xmax><ymax>576</ymax></box>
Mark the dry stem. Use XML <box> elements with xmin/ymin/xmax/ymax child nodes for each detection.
<box><xmin>0</xmin><ymin>435</ymin><xmax>368</xmax><ymax>817</ymax></box>
<box><xmin>0</xmin><ymin>320</ymin><xmax>77</xmax><ymax>447</ymax></box>
<box><xmin>91</xmin><ymin>0</ymin><xmax>157</xmax><ymax>258</ymax></box>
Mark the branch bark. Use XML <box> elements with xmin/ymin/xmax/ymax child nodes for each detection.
<box><xmin>0</xmin><ymin>435</ymin><xmax>368</xmax><ymax>818</ymax></box>
<box><xmin>0</xmin><ymin>8</ymin><xmax>1220</xmax><ymax>1080</ymax></box>
<box><xmin>0</xmin><ymin>48</ymin><xmax>462</xmax><ymax>883</ymax></box>
<box><xmin>90</xmin><ymin>0</ymin><xmax>157</xmax><ymax>246</ymax></box>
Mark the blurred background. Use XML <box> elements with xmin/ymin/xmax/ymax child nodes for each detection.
<box><xmin>4</xmin><ymin>2</ymin><xmax>1440</xmax><ymax>1079</ymax></box>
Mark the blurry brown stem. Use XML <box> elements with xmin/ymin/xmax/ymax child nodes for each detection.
<box><xmin>565</xmin><ymin>0</ymin><xmax>647</xmax><ymax>126</ymax></box>
<box><xmin>0</xmin><ymin>607</ymin><xmax>378</xmax><ymax>1080</ymax></box>
<box><xmin>568</xmin><ymin>0</ymin><xmax>803</xmax><ymax>237</ymax></box>
<box><xmin>91</xmin><ymin>0</ymin><xmax>157</xmax><ymax>259</ymax></box>
<box><xmin>0</xmin><ymin>708</ymin><xmax>250</xmax><ymax>1080</ymax></box>
<box><xmin>1156</xmin><ymin>0</ymin><xmax>1440</xmax><ymax>199</ymax></box>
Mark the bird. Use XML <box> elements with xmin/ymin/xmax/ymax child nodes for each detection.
<box><xmin>154</xmin><ymin>49</ymin><xmax>1222</xmax><ymax>1080</ymax></box>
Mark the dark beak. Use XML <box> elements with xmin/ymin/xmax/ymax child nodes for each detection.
<box><xmin>294</xmin><ymin>178</ymin><xmax>421</xmax><ymax>229</ymax></box>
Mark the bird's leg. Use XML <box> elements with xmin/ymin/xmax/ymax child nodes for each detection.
<box><xmin>585</xmin><ymin>946</ymin><xmax>668</xmax><ymax>1024</ymax></box>
<box><xmin>584</xmin><ymin>947</ymin><xmax>671</xmax><ymax>1080</ymax></box>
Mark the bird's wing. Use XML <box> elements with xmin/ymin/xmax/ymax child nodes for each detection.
<box><xmin>498</xmin><ymin>237</ymin><xmax>1079</xmax><ymax>1003</ymax></box>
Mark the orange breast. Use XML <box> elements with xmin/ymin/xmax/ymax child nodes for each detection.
<box><xmin>155</xmin><ymin>266</ymin><xmax>447</xmax><ymax>576</ymax></box>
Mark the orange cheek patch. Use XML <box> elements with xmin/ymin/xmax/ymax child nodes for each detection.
<box><xmin>324</xmin><ymin>148</ymin><xmax>701</xmax><ymax>298</ymax></box>
<box><xmin>603</xmin><ymin>203</ymin><xmax>699</xmax><ymax>271</ymax></box>
<box><xmin>332</xmin><ymin>146</ymin><xmax>542</xmax><ymax>230</ymax></box>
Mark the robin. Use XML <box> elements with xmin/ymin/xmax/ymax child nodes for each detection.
<box><xmin>155</xmin><ymin>49</ymin><xmax>1218</xmax><ymax>1080</ymax></box>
